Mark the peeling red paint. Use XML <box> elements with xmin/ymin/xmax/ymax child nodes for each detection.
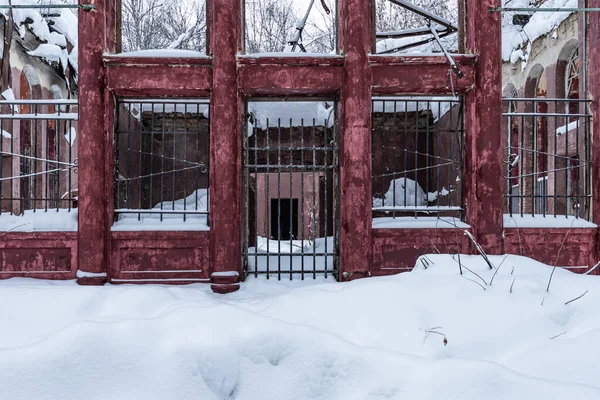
<box><xmin>0</xmin><ymin>0</ymin><xmax>597</xmax><ymax>285</ymax></box>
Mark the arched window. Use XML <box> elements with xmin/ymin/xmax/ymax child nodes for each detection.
<box><xmin>566</xmin><ymin>48</ymin><xmax>580</xmax><ymax>115</ymax></box>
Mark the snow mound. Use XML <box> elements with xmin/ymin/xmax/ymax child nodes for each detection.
<box><xmin>0</xmin><ymin>254</ymin><xmax>599</xmax><ymax>398</ymax></box>
<box><xmin>374</xmin><ymin>177</ymin><xmax>428</xmax><ymax>207</ymax></box>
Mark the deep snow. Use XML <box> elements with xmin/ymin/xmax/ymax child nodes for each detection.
<box><xmin>0</xmin><ymin>254</ymin><xmax>599</xmax><ymax>399</ymax></box>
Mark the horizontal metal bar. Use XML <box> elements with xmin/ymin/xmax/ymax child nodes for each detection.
<box><xmin>504</xmin><ymin>112</ymin><xmax>591</xmax><ymax>117</ymax></box>
<box><xmin>243</xmin><ymin>165</ymin><xmax>336</xmax><ymax>170</ymax></box>
<box><xmin>490</xmin><ymin>7</ymin><xmax>600</xmax><ymax>13</ymax></box>
<box><xmin>114</xmin><ymin>209</ymin><xmax>208</xmax><ymax>215</ymax></box>
<box><xmin>376</xmin><ymin>25</ymin><xmax>450</xmax><ymax>39</ymax></box>
<box><xmin>0</xmin><ymin>113</ymin><xmax>78</xmax><ymax>120</ymax></box>
<box><xmin>245</xmin><ymin>269</ymin><xmax>337</xmax><ymax>275</ymax></box>
<box><xmin>0</xmin><ymin>99</ymin><xmax>78</xmax><ymax>105</ymax></box>
<box><xmin>121</xmin><ymin>99</ymin><xmax>210</xmax><ymax>104</ymax></box>
<box><xmin>503</xmin><ymin>98</ymin><xmax>591</xmax><ymax>102</ymax></box>
<box><xmin>0</xmin><ymin>4</ymin><xmax>95</xmax><ymax>11</ymax></box>
<box><xmin>373</xmin><ymin>206</ymin><xmax>463</xmax><ymax>212</ymax></box>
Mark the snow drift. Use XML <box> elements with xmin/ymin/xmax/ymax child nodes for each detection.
<box><xmin>0</xmin><ymin>254</ymin><xmax>599</xmax><ymax>399</ymax></box>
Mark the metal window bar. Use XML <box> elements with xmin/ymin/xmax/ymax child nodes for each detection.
<box><xmin>114</xmin><ymin>99</ymin><xmax>210</xmax><ymax>226</ymax></box>
<box><xmin>0</xmin><ymin>100</ymin><xmax>77</xmax><ymax>218</ymax></box>
<box><xmin>503</xmin><ymin>98</ymin><xmax>592</xmax><ymax>220</ymax></box>
<box><xmin>371</xmin><ymin>97</ymin><xmax>464</xmax><ymax>222</ymax></box>
<box><xmin>242</xmin><ymin>100</ymin><xmax>339</xmax><ymax>280</ymax></box>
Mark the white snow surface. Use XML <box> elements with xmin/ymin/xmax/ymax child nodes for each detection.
<box><xmin>504</xmin><ymin>214</ymin><xmax>597</xmax><ymax>228</ymax></box>
<box><xmin>0</xmin><ymin>208</ymin><xmax>77</xmax><ymax>232</ymax></box>
<box><xmin>373</xmin><ymin>178</ymin><xmax>428</xmax><ymax>208</ymax></box>
<box><xmin>1</xmin><ymin>254</ymin><xmax>600</xmax><ymax>399</ymax></box>
<box><xmin>373</xmin><ymin>216</ymin><xmax>469</xmax><ymax>229</ymax></box>
<box><xmin>112</xmin><ymin>189</ymin><xmax>209</xmax><ymax>231</ymax></box>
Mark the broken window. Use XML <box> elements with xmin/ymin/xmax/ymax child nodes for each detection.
<box><xmin>371</xmin><ymin>97</ymin><xmax>464</xmax><ymax>228</ymax></box>
<box><xmin>113</xmin><ymin>99</ymin><xmax>210</xmax><ymax>230</ymax></box>
<box><xmin>244</xmin><ymin>0</ymin><xmax>337</xmax><ymax>54</ymax></box>
<box><xmin>120</xmin><ymin>0</ymin><xmax>207</xmax><ymax>54</ymax></box>
<box><xmin>374</xmin><ymin>0</ymin><xmax>461</xmax><ymax>55</ymax></box>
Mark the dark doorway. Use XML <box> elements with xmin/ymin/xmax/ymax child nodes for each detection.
<box><xmin>271</xmin><ymin>198</ymin><xmax>298</xmax><ymax>240</ymax></box>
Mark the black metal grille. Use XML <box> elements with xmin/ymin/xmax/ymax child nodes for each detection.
<box><xmin>242</xmin><ymin>101</ymin><xmax>339</xmax><ymax>280</ymax></box>
<box><xmin>503</xmin><ymin>98</ymin><xmax>592</xmax><ymax>220</ymax></box>
<box><xmin>0</xmin><ymin>99</ymin><xmax>78</xmax><ymax>217</ymax></box>
<box><xmin>371</xmin><ymin>97</ymin><xmax>464</xmax><ymax>224</ymax></box>
<box><xmin>114</xmin><ymin>99</ymin><xmax>210</xmax><ymax>227</ymax></box>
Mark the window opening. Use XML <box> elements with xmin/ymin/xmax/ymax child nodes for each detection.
<box><xmin>371</xmin><ymin>96</ymin><xmax>464</xmax><ymax>228</ymax></box>
<box><xmin>113</xmin><ymin>99</ymin><xmax>210</xmax><ymax>231</ymax></box>
<box><xmin>244</xmin><ymin>0</ymin><xmax>337</xmax><ymax>54</ymax></box>
<box><xmin>242</xmin><ymin>100</ymin><xmax>339</xmax><ymax>280</ymax></box>
<box><xmin>120</xmin><ymin>0</ymin><xmax>207</xmax><ymax>54</ymax></box>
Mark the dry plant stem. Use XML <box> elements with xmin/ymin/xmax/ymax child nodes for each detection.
<box><xmin>0</xmin><ymin>222</ymin><xmax>31</xmax><ymax>237</ymax></box>
<box><xmin>584</xmin><ymin>261</ymin><xmax>600</xmax><ymax>275</ymax></box>
<box><xmin>462</xmin><ymin>265</ymin><xmax>488</xmax><ymax>286</ymax></box>
<box><xmin>490</xmin><ymin>254</ymin><xmax>509</xmax><ymax>286</ymax></box>
<box><xmin>463</xmin><ymin>275</ymin><xmax>486</xmax><ymax>290</ymax></box>
<box><xmin>551</xmin><ymin>331</ymin><xmax>566</xmax><ymax>339</ymax></box>
<box><xmin>428</xmin><ymin>238</ymin><xmax>441</xmax><ymax>254</ymax></box>
<box><xmin>510</xmin><ymin>277</ymin><xmax>516</xmax><ymax>293</ymax></box>
<box><xmin>546</xmin><ymin>219</ymin><xmax>576</xmax><ymax>292</ymax></box>
<box><xmin>565</xmin><ymin>290</ymin><xmax>588</xmax><ymax>305</ymax></box>
<box><xmin>464</xmin><ymin>230</ymin><xmax>494</xmax><ymax>270</ymax></box>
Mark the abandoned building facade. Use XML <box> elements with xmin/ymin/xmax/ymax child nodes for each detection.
<box><xmin>0</xmin><ymin>0</ymin><xmax>599</xmax><ymax>292</ymax></box>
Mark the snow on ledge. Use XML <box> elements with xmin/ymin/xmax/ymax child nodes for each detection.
<box><xmin>211</xmin><ymin>271</ymin><xmax>240</xmax><ymax>278</ymax></box>
<box><xmin>504</xmin><ymin>214</ymin><xmax>597</xmax><ymax>229</ymax></box>
<box><xmin>373</xmin><ymin>217</ymin><xmax>470</xmax><ymax>229</ymax></box>
<box><xmin>76</xmin><ymin>271</ymin><xmax>107</xmax><ymax>279</ymax></box>
<box><xmin>242</xmin><ymin>52</ymin><xmax>341</xmax><ymax>58</ymax></box>
<box><xmin>111</xmin><ymin>218</ymin><xmax>210</xmax><ymax>232</ymax></box>
<box><xmin>109</xmin><ymin>49</ymin><xmax>209</xmax><ymax>58</ymax></box>
<box><xmin>0</xmin><ymin>209</ymin><xmax>77</xmax><ymax>232</ymax></box>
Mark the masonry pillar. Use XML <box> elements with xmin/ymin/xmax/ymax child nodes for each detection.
<box><xmin>338</xmin><ymin>0</ymin><xmax>373</xmax><ymax>280</ymax></box>
<box><xmin>463</xmin><ymin>0</ymin><xmax>504</xmax><ymax>254</ymax></box>
<box><xmin>588</xmin><ymin>2</ymin><xmax>600</xmax><ymax>228</ymax></box>
<box><xmin>77</xmin><ymin>0</ymin><xmax>113</xmax><ymax>284</ymax></box>
<box><xmin>209</xmin><ymin>0</ymin><xmax>243</xmax><ymax>293</ymax></box>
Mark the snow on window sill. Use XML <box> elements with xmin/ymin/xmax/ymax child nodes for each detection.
<box><xmin>0</xmin><ymin>209</ymin><xmax>78</xmax><ymax>232</ymax></box>
<box><xmin>373</xmin><ymin>217</ymin><xmax>469</xmax><ymax>229</ymax></box>
<box><xmin>503</xmin><ymin>214</ymin><xmax>597</xmax><ymax>229</ymax></box>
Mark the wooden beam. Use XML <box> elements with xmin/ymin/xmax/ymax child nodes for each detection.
<box><xmin>464</xmin><ymin>0</ymin><xmax>504</xmax><ymax>254</ymax></box>
<box><xmin>370</xmin><ymin>55</ymin><xmax>477</xmax><ymax>95</ymax></box>
<box><xmin>338</xmin><ymin>0</ymin><xmax>373</xmax><ymax>280</ymax></box>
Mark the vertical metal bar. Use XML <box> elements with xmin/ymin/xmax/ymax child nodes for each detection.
<box><xmin>553</xmin><ymin>106</ymin><xmax>557</xmax><ymax>218</ymax></box>
<box><xmin>323</xmin><ymin>115</ymin><xmax>329</xmax><ymax>278</ymax></box>
<box><xmin>300</xmin><ymin>118</ymin><xmax>305</xmax><ymax>280</ymax></box>
<box><xmin>44</xmin><ymin>114</ymin><xmax>49</xmax><ymax>211</ymax></box>
<box><xmin>126</xmin><ymin>102</ymin><xmax>132</xmax><ymax>217</ymax></box>
<box><xmin>289</xmin><ymin>118</ymin><xmax>293</xmax><ymax>280</ymax></box>
<box><xmin>312</xmin><ymin>117</ymin><xmax>317</xmax><ymax>279</ymax></box>
<box><xmin>33</xmin><ymin>104</ymin><xmax>38</xmax><ymax>212</ymax></box>
<box><xmin>277</xmin><ymin>117</ymin><xmax>282</xmax><ymax>281</ymax></box>
<box><xmin>253</xmin><ymin>110</ymin><xmax>259</xmax><ymax>277</ymax></box>
<box><xmin>403</xmin><ymin>100</ymin><xmax>408</xmax><ymax>212</ymax></box>
<box><xmin>160</xmin><ymin>102</ymin><xmax>166</xmax><ymax>221</ymax></box>
<box><xmin>171</xmin><ymin>102</ymin><xmax>176</xmax><ymax>213</ymax></box>
<box><xmin>183</xmin><ymin>103</ymin><xmax>188</xmax><ymax>222</ymax></box>
<box><xmin>265</xmin><ymin>117</ymin><xmax>270</xmax><ymax>279</ymax></box>
<box><xmin>520</xmin><ymin>104</ymin><xmax>524</xmax><ymax>217</ymax></box>
<box><xmin>565</xmin><ymin>104</ymin><xmax>569</xmax><ymax>218</ymax></box>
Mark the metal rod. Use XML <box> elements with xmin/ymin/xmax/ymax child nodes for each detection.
<box><xmin>490</xmin><ymin>7</ymin><xmax>600</xmax><ymax>13</ymax></box>
<box><xmin>0</xmin><ymin>4</ymin><xmax>95</xmax><ymax>11</ymax></box>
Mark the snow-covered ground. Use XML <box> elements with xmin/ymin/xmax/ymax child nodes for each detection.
<box><xmin>1</xmin><ymin>254</ymin><xmax>599</xmax><ymax>399</ymax></box>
